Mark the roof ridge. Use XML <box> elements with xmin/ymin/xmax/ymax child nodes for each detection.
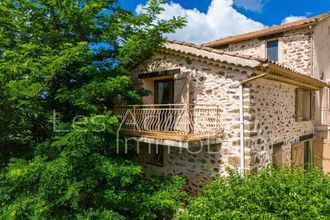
<box><xmin>202</xmin><ymin>11</ymin><xmax>330</xmax><ymax>47</ymax></box>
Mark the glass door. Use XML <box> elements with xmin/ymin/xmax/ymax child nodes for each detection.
<box><xmin>154</xmin><ymin>79</ymin><xmax>174</xmax><ymax>131</ymax></box>
<box><xmin>155</xmin><ymin>79</ymin><xmax>174</xmax><ymax>105</ymax></box>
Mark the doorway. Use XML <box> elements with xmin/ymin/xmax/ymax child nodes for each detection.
<box><xmin>154</xmin><ymin>79</ymin><xmax>174</xmax><ymax>105</ymax></box>
<box><xmin>154</xmin><ymin>79</ymin><xmax>175</xmax><ymax>132</ymax></box>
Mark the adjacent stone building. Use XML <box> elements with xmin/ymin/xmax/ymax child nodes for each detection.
<box><xmin>117</xmin><ymin>13</ymin><xmax>330</xmax><ymax>193</ymax></box>
<box><xmin>204</xmin><ymin>12</ymin><xmax>330</xmax><ymax>174</ymax></box>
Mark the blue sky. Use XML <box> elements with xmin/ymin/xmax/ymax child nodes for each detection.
<box><xmin>119</xmin><ymin>0</ymin><xmax>330</xmax><ymax>44</ymax></box>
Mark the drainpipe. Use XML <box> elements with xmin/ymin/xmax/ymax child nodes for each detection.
<box><xmin>309</xmin><ymin>25</ymin><xmax>314</xmax><ymax>77</ymax></box>
<box><xmin>239</xmin><ymin>67</ymin><xmax>269</xmax><ymax>176</ymax></box>
<box><xmin>239</xmin><ymin>84</ymin><xmax>245</xmax><ymax>176</ymax></box>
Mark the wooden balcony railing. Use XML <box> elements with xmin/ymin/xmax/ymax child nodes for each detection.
<box><xmin>315</xmin><ymin>107</ymin><xmax>330</xmax><ymax>126</ymax></box>
<box><xmin>114</xmin><ymin>104</ymin><xmax>223</xmax><ymax>141</ymax></box>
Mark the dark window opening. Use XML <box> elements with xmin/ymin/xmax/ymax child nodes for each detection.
<box><xmin>155</xmin><ymin>79</ymin><xmax>174</xmax><ymax>105</ymax></box>
<box><xmin>146</xmin><ymin>145</ymin><xmax>164</xmax><ymax>167</ymax></box>
<box><xmin>267</xmin><ymin>40</ymin><xmax>279</xmax><ymax>62</ymax></box>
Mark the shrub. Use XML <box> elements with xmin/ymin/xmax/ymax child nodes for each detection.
<box><xmin>0</xmin><ymin>129</ymin><xmax>186</xmax><ymax>219</ymax></box>
<box><xmin>178</xmin><ymin>168</ymin><xmax>330</xmax><ymax>219</ymax></box>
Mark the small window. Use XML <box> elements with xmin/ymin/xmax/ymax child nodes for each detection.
<box><xmin>146</xmin><ymin>145</ymin><xmax>164</xmax><ymax>166</ymax></box>
<box><xmin>267</xmin><ymin>40</ymin><xmax>279</xmax><ymax>62</ymax></box>
<box><xmin>295</xmin><ymin>89</ymin><xmax>315</xmax><ymax>121</ymax></box>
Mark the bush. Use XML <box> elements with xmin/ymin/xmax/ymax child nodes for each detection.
<box><xmin>178</xmin><ymin>168</ymin><xmax>330</xmax><ymax>219</ymax></box>
<box><xmin>0</xmin><ymin>128</ymin><xmax>187</xmax><ymax>219</ymax></box>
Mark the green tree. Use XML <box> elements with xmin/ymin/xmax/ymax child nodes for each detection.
<box><xmin>178</xmin><ymin>168</ymin><xmax>330</xmax><ymax>220</ymax></box>
<box><xmin>0</xmin><ymin>0</ymin><xmax>186</xmax><ymax>218</ymax></box>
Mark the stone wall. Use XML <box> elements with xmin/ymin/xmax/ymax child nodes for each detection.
<box><xmin>246</xmin><ymin>78</ymin><xmax>314</xmax><ymax>171</ymax></box>
<box><xmin>133</xmin><ymin>52</ymin><xmax>254</xmax><ymax>192</ymax></box>
<box><xmin>137</xmin><ymin>144</ymin><xmax>222</xmax><ymax>194</ymax></box>
<box><xmin>224</xmin><ymin>28</ymin><xmax>313</xmax><ymax>75</ymax></box>
<box><xmin>225</xmin><ymin>39</ymin><xmax>265</xmax><ymax>59</ymax></box>
<box><xmin>281</xmin><ymin>28</ymin><xmax>312</xmax><ymax>75</ymax></box>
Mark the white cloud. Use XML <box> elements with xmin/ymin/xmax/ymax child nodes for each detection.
<box><xmin>233</xmin><ymin>0</ymin><xmax>269</xmax><ymax>13</ymax></box>
<box><xmin>136</xmin><ymin>0</ymin><xmax>267</xmax><ymax>44</ymax></box>
<box><xmin>282</xmin><ymin>15</ymin><xmax>307</xmax><ymax>24</ymax></box>
<box><xmin>135</xmin><ymin>4</ymin><xmax>144</xmax><ymax>14</ymax></box>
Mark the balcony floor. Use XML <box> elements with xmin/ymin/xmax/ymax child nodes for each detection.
<box><xmin>121</xmin><ymin>130</ymin><xmax>221</xmax><ymax>142</ymax></box>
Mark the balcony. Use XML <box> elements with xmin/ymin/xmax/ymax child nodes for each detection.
<box><xmin>115</xmin><ymin>104</ymin><xmax>223</xmax><ymax>142</ymax></box>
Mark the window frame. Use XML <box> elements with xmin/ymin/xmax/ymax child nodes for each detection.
<box><xmin>266</xmin><ymin>39</ymin><xmax>279</xmax><ymax>62</ymax></box>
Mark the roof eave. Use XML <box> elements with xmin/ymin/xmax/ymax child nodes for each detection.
<box><xmin>266</xmin><ymin>63</ymin><xmax>327</xmax><ymax>90</ymax></box>
<box><xmin>240</xmin><ymin>63</ymin><xmax>327</xmax><ymax>90</ymax></box>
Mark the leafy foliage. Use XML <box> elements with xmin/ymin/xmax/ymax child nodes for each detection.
<box><xmin>0</xmin><ymin>126</ymin><xmax>186</xmax><ymax>219</ymax></box>
<box><xmin>0</xmin><ymin>0</ymin><xmax>185</xmax><ymax>162</ymax></box>
<box><xmin>0</xmin><ymin>0</ymin><xmax>186</xmax><ymax>219</ymax></box>
<box><xmin>178</xmin><ymin>168</ymin><xmax>330</xmax><ymax>220</ymax></box>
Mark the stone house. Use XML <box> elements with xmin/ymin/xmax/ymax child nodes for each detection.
<box><xmin>117</xmin><ymin>12</ymin><xmax>330</xmax><ymax>193</ymax></box>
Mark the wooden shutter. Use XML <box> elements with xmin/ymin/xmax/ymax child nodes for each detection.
<box><xmin>302</xmin><ymin>90</ymin><xmax>311</xmax><ymax>120</ymax></box>
<box><xmin>173</xmin><ymin>73</ymin><xmax>190</xmax><ymax>133</ymax></box>
<box><xmin>295</xmin><ymin>89</ymin><xmax>303</xmax><ymax>121</ymax></box>
<box><xmin>291</xmin><ymin>142</ymin><xmax>304</xmax><ymax>169</ymax></box>
<box><xmin>272</xmin><ymin>143</ymin><xmax>285</xmax><ymax>167</ymax></box>
<box><xmin>312</xmin><ymin>139</ymin><xmax>323</xmax><ymax>171</ymax></box>
<box><xmin>174</xmin><ymin>72</ymin><xmax>190</xmax><ymax>104</ymax></box>
<box><xmin>310</xmin><ymin>91</ymin><xmax>315</xmax><ymax>120</ymax></box>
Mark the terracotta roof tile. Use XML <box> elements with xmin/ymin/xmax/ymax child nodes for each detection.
<box><xmin>162</xmin><ymin>40</ymin><xmax>262</xmax><ymax>68</ymax></box>
<box><xmin>166</xmin><ymin>40</ymin><xmax>268</xmax><ymax>62</ymax></box>
<box><xmin>202</xmin><ymin>12</ymin><xmax>330</xmax><ymax>48</ymax></box>
<box><xmin>159</xmin><ymin>40</ymin><xmax>327</xmax><ymax>88</ymax></box>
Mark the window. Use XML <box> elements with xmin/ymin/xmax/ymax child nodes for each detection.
<box><xmin>295</xmin><ymin>89</ymin><xmax>315</xmax><ymax>121</ymax></box>
<box><xmin>267</xmin><ymin>40</ymin><xmax>279</xmax><ymax>62</ymax></box>
<box><xmin>146</xmin><ymin>145</ymin><xmax>164</xmax><ymax>166</ymax></box>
